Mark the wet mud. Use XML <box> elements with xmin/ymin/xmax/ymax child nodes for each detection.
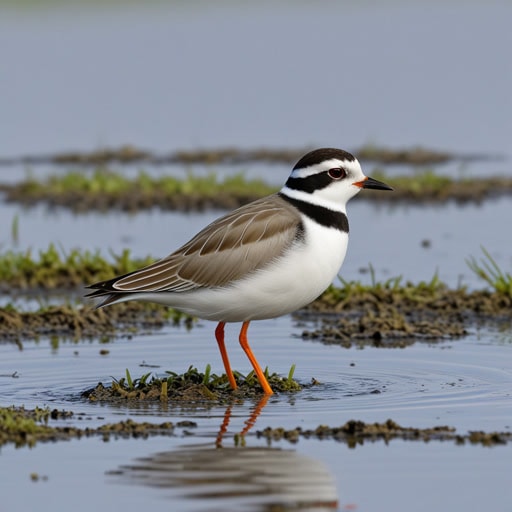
<box><xmin>0</xmin><ymin>144</ymin><xmax>491</xmax><ymax>167</ymax></box>
<box><xmin>370</xmin><ymin>175</ymin><xmax>512</xmax><ymax>205</ymax></box>
<box><xmin>0</xmin><ymin>406</ymin><xmax>185</xmax><ymax>449</ymax></box>
<box><xmin>3</xmin><ymin>174</ymin><xmax>512</xmax><ymax>213</ymax></box>
<box><xmin>0</xmin><ymin>302</ymin><xmax>191</xmax><ymax>342</ymax></box>
<box><xmin>3</xmin><ymin>406</ymin><xmax>509</xmax><ymax>450</ymax></box>
<box><xmin>83</xmin><ymin>365</ymin><xmax>302</xmax><ymax>403</ymax></box>
<box><xmin>2</xmin><ymin>285</ymin><xmax>511</xmax><ymax>342</ymax></box>
<box><xmin>1</xmin><ymin>184</ymin><xmax>267</xmax><ymax>213</ymax></box>
<box><xmin>257</xmin><ymin>419</ymin><xmax>512</xmax><ymax>447</ymax></box>
<box><xmin>298</xmin><ymin>286</ymin><xmax>512</xmax><ymax>346</ymax></box>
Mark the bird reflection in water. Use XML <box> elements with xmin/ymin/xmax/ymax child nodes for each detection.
<box><xmin>111</xmin><ymin>396</ymin><xmax>338</xmax><ymax>511</ymax></box>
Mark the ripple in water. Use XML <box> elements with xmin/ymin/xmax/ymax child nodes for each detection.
<box><xmin>284</xmin><ymin>336</ymin><xmax>512</xmax><ymax>432</ymax></box>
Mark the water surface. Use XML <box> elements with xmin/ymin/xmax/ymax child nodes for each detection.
<box><xmin>1</xmin><ymin>2</ymin><xmax>511</xmax><ymax>511</ymax></box>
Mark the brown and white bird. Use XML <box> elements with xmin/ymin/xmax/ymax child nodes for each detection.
<box><xmin>86</xmin><ymin>148</ymin><xmax>392</xmax><ymax>394</ymax></box>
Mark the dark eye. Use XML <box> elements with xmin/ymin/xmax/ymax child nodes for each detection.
<box><xmin>328</xmin><ymin>167</ymin><xmax>347</xmax><ymax>180</ymax></box>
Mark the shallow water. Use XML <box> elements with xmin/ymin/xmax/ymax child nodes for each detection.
<box><xmin>3</xmin><ymin>434</ymin><xmax>509</xmax><ymax>512</ymax></box>
<box><xmin>1</xmin><ymin>197</ymin><xmax>512</xmax><ymax>289</ymax></box>
<box><xmin>1</xmin><ymin>319</ymin><xmax>512</xmax><ymax>511</ymax></box>
<box><xmin>2</xmin><ymin>318</ymin><xmax>511</xmax><ymax>430</ymax></box>
<box><xmin>1</xmin><ymin>1</ymin><xmax>512</xmax><ymax>511</ymax></box>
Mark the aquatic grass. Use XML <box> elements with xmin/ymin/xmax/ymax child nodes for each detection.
<box><xmin>302</xmin><ymin>264</ymin><xmax>512</xmax><ymax>345</ymax></box>
<box><xmin>467</xmin><ymin>247</ymin><xmax>512</xmax><ymax>298</ymax></box>
<box><xmin>202</xmin><ymin>363</ymin><xmax>212</xmax><ymax>386</ymax></box>
<box><xmin>112</xmin><ymin>369</ymin><xmax>153</xmax><ymax>392</ymax></box>
<box><xmin>370</xmin><ymin>168</ymin><xmax>512</xmax><ymax>203</ymax></box>
<box><xmin>0</xmin><ymin>406</ymin><xmax>59</xmax><ymax>448</ymax></box>
<box><xmin>88</xmin><ymin>364</ymin><xmax>302</xmax><ymax>401</ymax></box>
<box><xmin>4</xmin><ymin>166</ymin><xmax>512</xmax><ymax>212</ymax></box>
<box><xmin>125</xmin><ymin>368</ymin><xmax>134</xmax><ymax>390</ymax></box>
<box><xmin>286</xmin><ymin>364</ymin><xmax>296</xmax><ymax>386</ymax></box>
<box><xmin>10</xmin><ymin>214</ymin><xmax>19</xmax><ymax>245</ymax></box>
<box><xmin>0</xmin><ymin>243</ymin><xmax>154</xmax><ymax>290</ymax></box>
<box><xmin>373</xmin><ymin>168</ymin><xmax>452</xmax><ymax>195</ymax></box>
<box><xmin>10</xmin><ymin>167</ymin><xmax>276</xmax><ymax>203</ymax></box>
<box><xmin>0</xmin><ymin>406</ymin><xmax>178</xmax><ymax>449</ymax></box>
<box><xmin>320</xmin><ymin>270</ymin><xmax>447</xmax><ymax>307</ymax></box>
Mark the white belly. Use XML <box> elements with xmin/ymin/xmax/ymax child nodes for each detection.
<box><xmin>137</xmin><ymin>217</ymin><xmax>349</xmax><ymax>322</ymax></box>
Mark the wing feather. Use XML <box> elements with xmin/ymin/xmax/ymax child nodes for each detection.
<box><xmin>87</xmin><ymin>194</ymin><xmax>302</xmax><ymax>295</ymax></box>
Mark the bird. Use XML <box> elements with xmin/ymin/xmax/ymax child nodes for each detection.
<box><xmin>86</xmin><ymin>148</ymin><xmax>392</xmax><ymax>395</ymax></box>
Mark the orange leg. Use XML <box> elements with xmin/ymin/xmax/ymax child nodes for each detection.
<box><xmin>239</xmin><ymin>321</ymin><xmax>274</xmax><ymax>395</ymax></box>
<box><xmin>215</xmin><ymin>322</ymin><xmax>237</xmax><ymax>390</ymax></box>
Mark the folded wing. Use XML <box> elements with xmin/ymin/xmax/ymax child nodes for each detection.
<box><xmin>86</xmin><ymin>194</ymin><xmax>302</xmax><ymax>297</ymax></box>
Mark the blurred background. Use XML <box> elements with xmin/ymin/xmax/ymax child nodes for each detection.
<box><xmin>1</xmin><ymin>0</ymin><xmax>510</xmax><ymax>156</ymax></box>
<box><xmin>1</xmin><ymin>3</ymin><xmax>512</xmax><ymax>512</ymax></box>
<box><xmin>1</xmin><ymin>0</ymin><xmax>511</xmax><ymax>287</ymax></box>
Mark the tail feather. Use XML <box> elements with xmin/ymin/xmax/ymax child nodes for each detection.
<box><xmin>85</xmin><ymin>269</ymin><xmax>145</xmax><ymax>308</ymax></box>
<box><xmin>84</xmin><ymin>288</ymin><xmax>109</xmax><ymax>298</ymax></box>
<box><xmin>84</xmin><ymin>286</ymin><xmax>133</xmax><ymax>309</ymax></box>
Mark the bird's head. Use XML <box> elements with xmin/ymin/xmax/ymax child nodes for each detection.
<box><xmin>283</xmin><ymin>148</ymin><xmax>392</xmax><ymax>209</ymax></box>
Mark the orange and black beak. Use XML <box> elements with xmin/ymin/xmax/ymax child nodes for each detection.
<box><xmin>354</xmin><ymin>176</ymin><xmax>393</xmax><ymax>191</ymax></box>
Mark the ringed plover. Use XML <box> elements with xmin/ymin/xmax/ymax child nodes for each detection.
<box><xmin>86</xmin><ymin>148</ymin><xmax>392</xmax><ymax>395</ymax></box>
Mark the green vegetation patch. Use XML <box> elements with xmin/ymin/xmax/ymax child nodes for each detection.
<box><xmin>1</xmin><ymin>247</ymin><xmax>511</xmax><ymax>344</ymax></box>
<box><xmin>0</xmin><ymin>169</ymin><xmax>275</xmax><ymax>213</ymax></box>
<box><xmin>3</xmin><ymin>167</ymin><xmax>512</xmax><ymax>213</ymax></box>
<box><xmin>0</xmin><ymin>405</ymin><xmax>184</xmax><ymax>449</ymax></box>
<box><xmin>83</xmin><ymin>365</ymin><xmax>302</xmax><ymax>402</ymax></box>
<box><xmin>467</xmin><ymin>246</ymin><xmax>512</xmax><ymax>298</ymax></box>
<box><xmin>300</xmin><ymin>267</ymin><xmax>512</xmax><ymax>347</ymax></box>
<box><xmin>0</xmin><ymin>244</ymin><xmax>153</xmax><ymax>291</ymax></box>
<box><xmin>257</xmin><ymin>419</ymin><xmax>512</xmax><ymax>447</ymax></box>
<box><xmin>372</xmin><ymin>169</ymin><xmax>512</xmax><ymax>204</ymax></box>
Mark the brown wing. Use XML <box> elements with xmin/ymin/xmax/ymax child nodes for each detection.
<box><xmin>89</xmin><ymin>194</ymin><xmax>302</xmax><ymax>294</ymax></box>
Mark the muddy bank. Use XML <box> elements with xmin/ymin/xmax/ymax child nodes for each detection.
<box><xmin>257</xmin><ymin>419</ymin><xmax>512</xmax><ymax>447</ymax></box>
<box><xmin>0</xmin><ymin>144</ymin><xmax>495</xmax><ymax>167</ymax></box>
<box><xmin>0</xmin><ymin>182</ymin><xmax>270</xmax><ymax>213</ymax></box>
<box><xmin>1</xmin><ymin>284</ymin><xmax>511</xmax><ymax>342</ymax></box>
<box><xmin>298</xmin><ymin>285</ymin><xmax>512</xmax><ymax>347</ymax></box>
<box><xmin>1</xmin><ymin>246</ymin><xmax>510</xmax><ymax>342</ymax></box>
<box><xmin>3</xmin><ymin>171</ymin><xmax>512</xmax><ymax>212</ymax></box>
<box><xmin>0</xmin><ymin>302</ymin><xmax>192</xmax><ymax>342</ymax></box>
<box><xmin>3</xmin><ymin>407</ymin><xmax>509</xmax><ymax>450</ymax></box>
<box><xmin>0</xmin><ymin>406</ymin><xmax>188</xmax><ymax>449</ymax></box>
<box><xmin>83</xmin><ymin>365</ymin><xmax>302</xmax><ymax>403</ymax></box>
